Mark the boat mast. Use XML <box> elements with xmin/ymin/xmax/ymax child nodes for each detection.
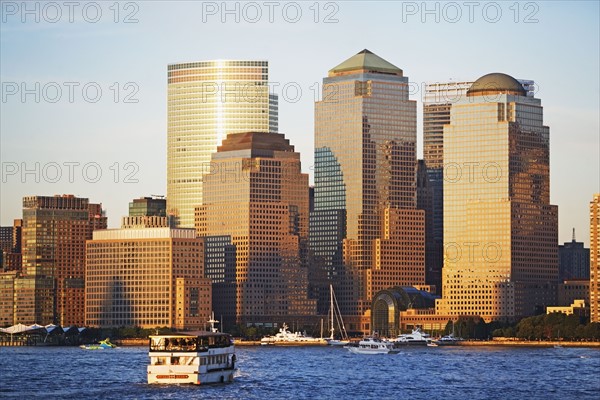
<box><xmin>330</xmin><ymin>284</ymin><xmax>335</xmax><ymax>340</ymax></box>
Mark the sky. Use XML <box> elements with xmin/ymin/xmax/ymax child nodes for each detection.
<box><xmin>1</xmin><ymin>1</ymin><xmax>599</xmax><ymax>245</ymax></box>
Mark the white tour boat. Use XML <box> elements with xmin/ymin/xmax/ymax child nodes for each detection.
<box><xmin>394</xmin><ymin>327</ymin><xmax>433</xmax><ymax>346</ymax></box>
<box><xmin>260</xmin><ymin>323</ymin><xmax>327</xmax><ymax>346</ymax></box>
<box><xmin>346</xmin><ymin>337</ymin><xmax>400</xmax><ymax>355</ymax></box>
<box><xmin>148</xmin><ymin>315</ymin><xmax>236</xmax><ymax>385</ymax></box>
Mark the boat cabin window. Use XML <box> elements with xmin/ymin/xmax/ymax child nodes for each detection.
<box><xmin>150</xmin><ymin>334</ymin><xmax>232</xmax><ymax>352</ymax></box>
<box><xmin>152</xmin><ymin>357</ymin><xmax>167</xmax><ymax>365</ymax></box>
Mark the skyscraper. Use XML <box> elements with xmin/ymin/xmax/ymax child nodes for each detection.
<box><xmin>196</xmin><ymin>131</ymin><xmax>316</xmax><ymax>326</ymax></box>
<box><xmin>436</xmin><ymin>73</ymin><xmax>558</xmax><ymax>321</ymax></box>
<box><xmin>591</xmin><ymin>194</ymin><xmax>600</xmax><ymax>323</ymax></box>
<box><xmin>167</xmin><ymin>60</ymin><xmax>278</xmax><ymax>227</ymax></box>
<box><xmin>19</xmin><ymin>195</ymin><xmax>107</xmax><ymax>325</ymax></box>
<box><xmin>422</xmin><ymin>79</ymin><xmax>534</xmax><ymax>295</ymax></box>
<box><xmin>311</xmin><ymin>50</ymin><xmax>424</xmax><ymax>333</ymax></box>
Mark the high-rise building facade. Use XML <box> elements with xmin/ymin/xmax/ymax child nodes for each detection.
<box><xmin>436</xmin><ymin>73</ymin><xmax>558</xmax><ymax>321</ymax></box>
<box><xmin>559</xmin><ymin>229</ymin><xmax>590</xmax><ymax>280</ymax></box>
<box><xmin>85</xmin><ymin>217</ymin><xmax>211</xmax><ymax>329</ymax></box>
<box><xmin>167</xmin><ymin>60</ymin><xmax>278</xmax><ymax>227</ymax></box>
<box><xmin>422</xmin><ymin>80</ymin><xmax>534</xmax><ymax>295</ymax></box>
<box><xmin>311</xmin><ymin>50</ymin><xmax>425</xmax><ymax>333</ymax></box>
<box><xmin>196</xmin><ymin>131</ymin><xmax>316</xmax><ymax>326</ymax></box>
<box><xmin>591</xmin><ymin>194</ymin><xmax>600</xmax><ymax>322</ymax></box>
<box><xmin>12</xmin><ymin>195</ymin><xmax>107</xmax><ymax>325</ymax></box>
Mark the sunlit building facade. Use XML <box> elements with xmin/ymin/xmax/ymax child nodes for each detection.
<box><xmin>436</xmin><ymin>73</ymin><xmax>558</xmax><ymax>321</ymax></box>
<box><xmin>311</xmin><ymin>50</ymin><xmax>424</xmax><ymax>333</ymax></box>
<box><xmin>167</xmin><ymin>60</ymin><xmax>278</xmax><ymax>227</ymax></box>
<box><xmin>196</xmin><ymin>131</ymin><xmax>316</xmax><ymax>326</ymax></box>
<box><xmin>422</xmin><ymin>80</ymin><xmax>534</xmax><ymax>296</ymax></box>
<box><xmin>591</xmin><ymin>194</ymin><xmax>600</xmax><ymax>322</ymax></box>
<box><xmin>16</xmin><ymin>195</ymin><xmax>107</xmax><ymax>326</ymax></box>
<box><xmin>85</xmin><ymin>217</ymin><xmax>211</xmax><ymax>329</ymax></box>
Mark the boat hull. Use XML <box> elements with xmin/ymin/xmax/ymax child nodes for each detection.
<box><xmin>326</xmin><ymin>339</ymin><xmax>350</xmax><ymax>346</ymax></box>
<box><xmin>148</xmin><ymin>368</ymin><xmax>235</xmax><ymax>385</ymax></box>
<box><xmin>347</xmin><ymin>346</ymin><xmax>399</xmax><ymax>355</ymax></box>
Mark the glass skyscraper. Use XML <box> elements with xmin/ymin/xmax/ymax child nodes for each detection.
<box><xmin>167</xmin><ymin>60</ymin><xmax>278</xmax><ymax>227</ymax></box>
<box><xmin>311</xmin><ymin>50</ymin><xmax>424</xmax><ymax>333</ymax></box>
<box><xmin>436</xmin><ymin>73</ymin><xmax>558</xmax><ymax>321</ymax></box>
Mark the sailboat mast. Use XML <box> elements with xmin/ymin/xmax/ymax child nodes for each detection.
<box><xmin>330</xmin><ymin>284</ymin><xmax>335</xmax><ymax>339</ymax></box>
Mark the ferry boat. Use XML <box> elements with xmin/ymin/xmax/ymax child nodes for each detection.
<box><xmin>147</xmin><ymin>330</ymin><xmax>236</xmax><ymax>385</ymax></box>
<box><xmin>260</xmin><ymin>323</ymin><xmax>327</xmax><ymax>346</ymax></box>
<box><xmin>394</xmin><ymin>328</ymin><xmax>433</xmax><ymax>346</ymax></box>
<box><xmin>346</xmin><ymin>337</ymin><xmax>400</xmax><ymax>355</ymax></box>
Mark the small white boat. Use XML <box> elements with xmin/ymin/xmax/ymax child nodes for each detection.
<box><xmin>435</xmin><ymin>334</ymin><xmax>461</xmax><ymax>346</ymax></box>
<box><xmin>346</xmin><ymin>337</ymin><xmax>399</xmax><ymax>355</ymax></box>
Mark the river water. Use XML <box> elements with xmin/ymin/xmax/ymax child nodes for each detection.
<box><xmin>1</xmin><ymin>345</ymin><xmax>598</xmax><ymax>399</ymax></box>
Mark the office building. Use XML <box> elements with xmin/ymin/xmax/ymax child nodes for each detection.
<box><xmin>559</xmin><ymin>229</ymin><xmax>590</xmax><ymax>280</ymax></box>
<box><xmin>129</xmin><ymin>196</ymin><xmax>167</xmax><ymax>217</ymax></box>
<box><xmin>167</xmin><ymin>60</ymin><xmax>278</xmax><ymax>227</ymax></box>
<box><xmin>85</xmin><ymin>216</ymin><xmax>211</xmax><ymax>329</ymax></box>
<box><xmin>196</xmin><ymin>131</ymin><xmax>316</xmax><ymax>326</ymax></box>
<box><xmin>591</xmin><ymin>194</ymin><xmax>600</xmax><ymax>322</ymax></box>
<box><xmin>422</xmin><ymin>79</ymin><xmax>534</xmax><ymax>295</ymax></box>
<box><xmin>311</xmin><ymin>50</ymin><xmax>425</xmax><ymax>333</ymax></box>
<box><xmin>15</xmin><ymin>195</ymin><xmax>107</xmax><ymax>326</ymax></box>
<box><xmin>436</xmin><ymin>73</ymin><xmax>558</xmax><ymax>321</ymax></box>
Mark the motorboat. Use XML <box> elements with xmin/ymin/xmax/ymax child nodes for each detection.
<box><xmin>435</xmin><ymin>333</ymin><xmax>461</xmax><ymax>346</ymax></box>
<box><xmin>394</xmin><ymin>328</ymin><xmax>432</xmax><ymax>346</ymax></box>
<box><xmin>80</xmin><ymin>338</ymin><xmax>116</xmax><ymax>350</ymax></box>
<box><xmin>346</xmin><ymin>337</ymin><xmax>399</xmax><ymax>354</ymax></box>
<box><xmin>260</xmin><ymin>323</ymin><xmax>327</xmax><ymax>346</ymax></box>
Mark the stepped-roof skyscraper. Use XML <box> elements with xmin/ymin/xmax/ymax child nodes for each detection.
<box><xmin>311</xmin><ymin>50</ymin><xmax>425</xmax><ymax>334</ymax></box>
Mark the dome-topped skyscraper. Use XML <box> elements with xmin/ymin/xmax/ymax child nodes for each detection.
<box><xmin>437</xmin><ymin>71</ymin><xmax>558</xmax><ymax>321</ymax></box>
<box><xmin>467</xmin><ymin>72</ymin><xmax>527</xmax><ymax>97</ymax></box>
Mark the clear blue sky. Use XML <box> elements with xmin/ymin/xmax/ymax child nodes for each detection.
<box><xmin>1</xmin><ymin>1</ymin><xmax>598</xmax><ymax>245</ymax></box>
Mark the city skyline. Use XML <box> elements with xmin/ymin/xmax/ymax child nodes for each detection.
<box><xmin>1</xmin><ymin>2</ymin><xmax>598</xmax><ymax>246</ymax></box>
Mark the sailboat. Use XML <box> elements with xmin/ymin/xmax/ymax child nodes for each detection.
<box><xmin>325</xmin><ymin>284</ymin><xmax>350</xmax><ymax>346</ymax></box>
